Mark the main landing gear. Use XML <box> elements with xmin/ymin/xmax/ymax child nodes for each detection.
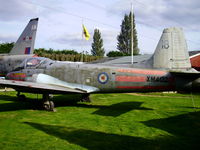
<box><xmin>42</xmin><ymin>94</ymin><xmax>56</xmax><ymax>112</ymax></box>
<box><xmin>16</xmin><ymin>92</ymin><xmax>90</xmax><ymax>111</ymax></box>
<box><xmin>17</xmin><ymin>92</ymin><xmax>55</xmax><ymax>111</ymax></box>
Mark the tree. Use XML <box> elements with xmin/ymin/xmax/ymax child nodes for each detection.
<box><xmin>0</xmin><ymin>42</ymin><xmax>14</xmax><ymax>53</ymax></box>
<box><xmin>117</xmin><ymin>12</ymin><xmax>139</xmax><ymax>55</ymax></box>
<box><xmin>91</xmin><ymin>29</ymin><xmax>105</xmax><ymax>56</ymax></box>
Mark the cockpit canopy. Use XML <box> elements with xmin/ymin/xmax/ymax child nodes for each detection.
<box><xmin>26</xmin><ymin>57</ymin><xmax>43</xmax><ymax>67</ymax></box>
<box><xmin>14</xmin><ymin>57</ymin><xmax>54</xmax><ymax>71</ymax></box>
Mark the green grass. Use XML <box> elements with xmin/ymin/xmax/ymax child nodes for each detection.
<box><xmin>0</xmin><ymin>91</ymin><xmax>200</xmax><ymax>150</ymax></box>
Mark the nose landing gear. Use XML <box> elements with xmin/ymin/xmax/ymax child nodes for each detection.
<box><xmin>42</xmin><ymin>94</ymin><xmax>56</xmax><ymax>112</ymax></box>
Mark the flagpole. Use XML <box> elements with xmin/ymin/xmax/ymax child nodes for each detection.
<box><xmin>81</xmin><ymin>19</ymin><xmax>84</xmax><ymax>62</ymax></box>
<box><xmin>81</xmin><ymin>19</ymin><xmax>84</xmax><ymax>89</ymax></box>
<box><xmin>131</xmin><ymin>2</ymin><xmax>134</xmax><ymax>65</ymax></box>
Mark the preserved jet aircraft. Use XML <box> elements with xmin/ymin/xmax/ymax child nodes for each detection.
<box><xmin>0</xmin><ymin>26</ymin><xmax>199</xmax><ymax>111</ymax></box>
<box><xmin>0</xmin><ymin>18</ymin><xmax>38</xmax><ymax>77</ymax></box>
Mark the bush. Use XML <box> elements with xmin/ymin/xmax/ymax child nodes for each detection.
<box><xmin>106</xmin><ymin>51</ymin><xmax>126</xmax><ymax>57</ymax></box>
<box><xmin>34</xmin><ymin>48</ymin><xmax>102</xmax><ymax>62</ymax></box>
<box><xmin>0</xmin><ymin>42</ymin><xmax>14</xmax><ymax>53</ymax></box>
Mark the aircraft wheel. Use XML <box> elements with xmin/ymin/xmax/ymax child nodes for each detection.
<box><xmin>49</xmin><ymin>101</ymin><xmax>55</xmax><ymax>111</ymax></box>
<box><xmin>43</xmin><ymin>101</ymin><xmax>56</xmax><ymax>112</ymax></box>
<box><xmin>43</xmin><ymin>101</ymin><xmax>50</xmax><ymax>110</ymax></box>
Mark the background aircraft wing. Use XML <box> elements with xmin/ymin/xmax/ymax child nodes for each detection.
<box><xmin>0</xmin><ymin>79</ymin><xmax>88</xmax><ymax>94</ymax></box>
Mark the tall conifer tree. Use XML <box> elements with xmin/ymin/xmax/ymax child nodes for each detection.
<box><xmin>117</xmin><ymin>12</ymin><xmax>139</xmax><ymax>55</ymax></box>
<box><xmin>91</xmin><ymin>29</ymin><xmax>105</xmax><ymax>56</ymax></box>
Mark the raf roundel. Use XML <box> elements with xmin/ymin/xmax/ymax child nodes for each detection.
<box><xmin>98</xmin><ymin>72</ymin><xmax>109</xmax><ymax>84</ymax></box>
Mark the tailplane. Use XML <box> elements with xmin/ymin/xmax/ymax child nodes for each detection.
<box><xmin>153</xmin><ymin>27</ymin><xmax>191</xmax><ymax>70</ymax></box>
<box><xmin>9</xmin><ymin>18</ymin><xmax>39</xmax><ymax>55</ymax></box>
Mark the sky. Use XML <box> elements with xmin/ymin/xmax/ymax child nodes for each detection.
<box><xmin>0</xmin><ymin>0</ymin><xmax>200</xmax><ymax>55</ymax></box>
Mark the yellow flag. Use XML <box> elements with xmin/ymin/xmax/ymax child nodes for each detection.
<box><xmin>82</xmin><ymin>25</ymin><xmax>90</xmax><ymax>40</ymax></box>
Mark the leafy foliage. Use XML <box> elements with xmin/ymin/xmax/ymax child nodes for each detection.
<box><xmin>34</xmin><ymin>48</ymin><xmax>78</xmax><ymax>55</ymax></box>
<box><xmin>0</xmin><ymin>42</ymin><xmax>14</xmax><ymax>54</ymax></box>
<box><xmin>106</xmin><ymin>51</ymin><xmax>126</xmax><ymax>57</ymax></box>
<box><xmin>91</xmin><ymin>29</ymin><xmax>105</xmax><ymax>56</ymax></box>
<box><xmin>117</xmin><ymin>12</ymin><xmax>139</xmax><ymax>55</ymax></box>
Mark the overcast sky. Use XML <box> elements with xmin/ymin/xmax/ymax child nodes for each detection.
<box><xmin>0</xmin><ymin>0</ymin><xmax>199</xmax><ymax>54</ymax></box>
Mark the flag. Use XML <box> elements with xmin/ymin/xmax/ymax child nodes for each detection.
<box><xmin>82</xmin><ymin>25</ymin><xmax>90</xmax><ymax>40</ymax></box>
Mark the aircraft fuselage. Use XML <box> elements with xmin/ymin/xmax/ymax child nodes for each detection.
<box><xmin>44</xmin><ymin>62</ymin><xmax>176</xmax><ymax>93</ymax></box>
<box><xmin>7</xmin><ymin>59</ymin><xmax>178</xmax><ymax>93</ymax></box>
<box><xmin>6</xmin><ymin>57</ymin><xmax>200</xmax><ymax>93</ymax></box>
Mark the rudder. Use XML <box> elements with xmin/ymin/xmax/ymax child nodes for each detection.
<box><xmin>153</xmin><ymin>27</ymin><xmax>191</xmax><ymax>70</ymax></box>
<box><xmin>9</xmin><ymin>18</ymin><xmax>39</xmax><ymax>55</ymax></box>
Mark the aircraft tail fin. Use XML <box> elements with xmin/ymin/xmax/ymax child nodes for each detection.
<box><xmin>152</xmin><ymin>27</ymin><xmax>191</xmax><ymax>70</ymax></box>
<box><xmin>9</xmin><ymin>18</ymin><xmax>39</xmax><ymax>55</ymax></box>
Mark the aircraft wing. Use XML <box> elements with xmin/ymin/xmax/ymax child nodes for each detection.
<box><xmin>0</xmin><ymin>79</ymin><xmax>86</xmax><ymax>94</ymax></box>
<box><xmin>0</xmin><ymin>74</ymin><xmax>99</xmax><ymax>94</ymax></box>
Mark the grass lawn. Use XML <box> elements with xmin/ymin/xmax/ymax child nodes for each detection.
<box><xmin>0</xmin><ymin>91</ymin><xmax>200</xmax><ymax>150</ymax></box>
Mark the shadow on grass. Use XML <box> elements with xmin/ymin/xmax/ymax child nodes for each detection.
<box><xmin>0</xmin><ymin>102</ymin><xmax>32</xmax><ymax>112</ymax></box>
<box><xmin>23</xmin><ymin>122</ymin><xmax>164</xmax><ymax>150</ymax></box>
<box><xmin>0</xmin><ymin>94</ymin><xmax>83</xmax><ymax>112</ymax></box>
<box><xmin>0</xmin><ymin>94</ymin><xmax>29</xmax><ymax>112</ymax></box>
<box><xmin>24</xmin><ymin>120</ymin><xmax>198</xmax><ymax>150</ymax></box>
<box><xmin>0</xmin><ymin>94</ymin><xmax>18</xmax><ymax>102</ymax></box>
<box><xmin>0</xmin><ymin>94</ymin><xmax>104</xmax><ymax>112</ymax></box>
<box><xmin>25</xmin><ymin>111</ymin><xmax>200</xmax><ymax>150</ymax></box>
<box><xmin>92</xmin><ymin>102</ymin><xmax>153</xmax><ymax>117</ymax></box>
<box><xmin>142</xmin><ymin>111</ymin><xmax>200</xmax><ymax>149</ymax></box>
<box><xmin>180</xmin><ymin>106</ymin><xmax>200</xmax><ymax>109</ymax></box>
<box><xmin>0</xmin><ymin>94</ymin><xmax>44</xmax><ymax>112</ymax></box>
<box><xmin>0</xmin><ymin>94</ymin><xmax>153</xmax><ymax>116</ymax></box>
<box><xmin>55</xmin><ymin>95</ymin><xmax>153</xmax><ymax>117</ymax></box>
<box><xmin>52</xmin><ymin>94</ymin><xmax>87</xmax><ymax>107</ymax></box>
